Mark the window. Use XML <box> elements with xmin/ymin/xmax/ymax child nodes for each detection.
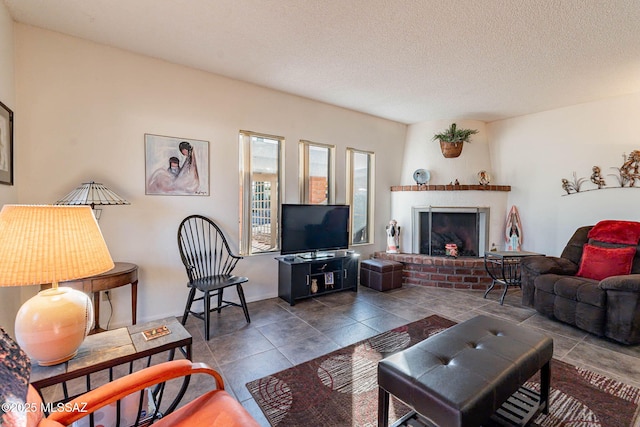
<box><xmin>239</xmin><ymin>131</ymin><xmax>284</xmax><ymax>255</ymax></box>
<box><xmin>299</xmin><ymin>140</ymin><xmax>335</xmax><ymax>204</ymax></box>
<box><xmin>346</xmin><ymin>148</ymin><xmax>374</xmax><ymax>245</ymax></box>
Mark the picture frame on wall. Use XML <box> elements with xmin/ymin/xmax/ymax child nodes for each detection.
<box><xmin>145</xmin><ymin>133</ymin><xmax>209</xmax><ymax>196</ymax></box>
<box><xmin>0</xmin><ymin>100</ymin><xmax>14</xmax><ymax>186</ymax></box>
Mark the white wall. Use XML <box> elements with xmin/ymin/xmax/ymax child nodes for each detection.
<box><xmin>396</xmin><ymin>119</ymin><xmax>508</xmax><ymax>252</ymax></box>
<box><xmin>12</xmin><ymin>24</ymin><xmax>406</xmax><ymax>328</ymax></box>
<box><xmin>488</xmin><ymin>93</ymin><xmax>640</xmax><ymax>256</ymax></box>
<box><xmin>0</xmin><ymin>1</ymin><xmax>20</xmax><ymax>336</ymax></box>
<box><xmin>402</xmin><ymin>120</ymin><xmax>491</xmax><ymax>186</ymax></box>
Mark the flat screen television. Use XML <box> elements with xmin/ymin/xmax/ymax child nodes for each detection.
<box><xmin>280</xmin><ymin>204</ymin><xmax>350</xmax><ymax>258</ymax></box>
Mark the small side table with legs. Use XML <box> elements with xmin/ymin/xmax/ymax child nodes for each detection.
<box><xmin>484</xmin><ymin>251</ymin><xmax>544</xmax><ymax>305</ymax></box>
<box><xmin>44</xmin><ymin>262</ymin><xmax>139</xmax><ymax>333</ymax></box>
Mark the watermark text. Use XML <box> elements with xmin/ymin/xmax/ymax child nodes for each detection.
<box><xmin>2</xmin><ymin>401</ymin><xmax>88</xmax><ymax>414</ymax></box>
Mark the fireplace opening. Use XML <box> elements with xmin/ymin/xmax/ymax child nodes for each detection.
<box><xmin>420</xmin><ymin>212</ymin><xmax>478</xmax><ymax>256</ymax></box>
<box><xmin>412</xmin><ymin>207</ymin><xmax>489</xmax><ymax>257</ymax></box>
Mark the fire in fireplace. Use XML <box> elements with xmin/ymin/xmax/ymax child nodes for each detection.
<box><xmin>412</xmin><ymin>207</ymin><xmax>489</xmax><ymax>257</ymax></box>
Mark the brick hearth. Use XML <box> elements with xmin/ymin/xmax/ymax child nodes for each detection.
<box><xmin>373</xmin><ymin>252</ymin><xmax>492</xmax><ymax>290</ymax></box>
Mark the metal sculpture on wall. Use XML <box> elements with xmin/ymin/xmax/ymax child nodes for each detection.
<box><xmin>590</xmin><ymin>166</ymin><xmax>606</xmax><ymax>189</ymax></box>
<box><xmin>561</xmin><ymin>150</ymin><xmax>640</xmax><ymax>195</ymax></box>
<box><xmin>616</xmin><ymin>150</ymin><xmax>640</xmax><ymax>187</ymax></box>
<box><xmin>561</xmin><ymin>172</ymin><xmax>586</xmax><ymax>194</ymax></box>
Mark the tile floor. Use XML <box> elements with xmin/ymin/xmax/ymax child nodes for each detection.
<box><xmin>179</xmin><ymin>284</ymin><xmax>640</xmax><ymax>426</ymax></box>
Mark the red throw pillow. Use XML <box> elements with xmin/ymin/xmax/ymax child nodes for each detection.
<box><xmin>588</xmin><ymin>220</ymin><xmax>640</xmax><ymax>245</ymax></box>
<box><xmin>576</xmin><ymin>244</ymin><xmax>636</xmax><ymax>281</ymax></box>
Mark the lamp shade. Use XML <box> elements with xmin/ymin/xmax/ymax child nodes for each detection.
<box><xmin>55</xmin><ymin>182</ymin><xmax>130</xmax><ymax>220</ymax></box>
<box><xmin>0</xmin><ymin>205</ymin><xmax>115</xmax><ymax>365</ymax></box>
<box><xmin>55</xmin><ymin>181</ymin><xmax>130</xmax><ymax>207</ymax></box>
<box><xmin>0</xmin><ymin>205</ymin><xmax>115</xmax><ymax>286</ymax></box>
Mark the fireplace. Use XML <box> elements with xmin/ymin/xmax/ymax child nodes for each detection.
<box><xmin>412</xmin><ymin>207</ymin><xmax>489</xmax><ymax>257</ymax></box>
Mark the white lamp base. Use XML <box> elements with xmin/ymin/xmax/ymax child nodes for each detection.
<box><xmin>15</xmin><ymin>287</ymin><xmax>94</xmax><ymax>366</ymax></box>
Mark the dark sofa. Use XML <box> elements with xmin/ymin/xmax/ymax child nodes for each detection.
<box><xmin>521</xmin><ymin>220</ymin><xmax>640</xmax><ymax>345</ymax></box>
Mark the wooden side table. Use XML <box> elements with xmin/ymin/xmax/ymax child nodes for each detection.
<box><xmin>46</xmin><ymin>262</ymin><xmax>138</xmax><ymax>333</ymax></box>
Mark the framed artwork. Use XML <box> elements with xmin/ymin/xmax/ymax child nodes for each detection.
<box><xmin>0</xmin><ymin>100</ymin><xmax>14</xmax><ymax>185</ymax></box>
<box><xmin>145</xmin><ymin>133</ymin><xmax>209</xmax><ymax>196</ymax></box>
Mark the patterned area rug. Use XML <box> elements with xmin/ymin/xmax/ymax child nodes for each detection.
<box><xmin>246</xmin><ymin>315</ymin><xmax>640</xmax><ymax>427</ymax></box>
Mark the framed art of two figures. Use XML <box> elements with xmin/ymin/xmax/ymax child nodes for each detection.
<box><xmin>0</xmin><ymin>100</ymin><xmax>13</xmax><ymax>186</ymax></box>
<box><xmin>144</xmin><ymin>133</ymin><xmax>209</xmax><ymax>196</ymax></box>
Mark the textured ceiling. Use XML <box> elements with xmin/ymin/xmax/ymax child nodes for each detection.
<box><xmin>4</xmin><ymin>0</ymin><xmax>640</xmax><ymax>124</ymax></box>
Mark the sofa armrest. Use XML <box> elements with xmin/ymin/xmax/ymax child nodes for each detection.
<box><xmin>599</xmin><ymin>274</ymin><xmax>640</xmax><ymax>292</ymax></box>
<box><xmin>521</xmin><ymin>256</ymin><xmax>578</xmax><ymax>275</ymax></box>
<box><xmin>520</xmin><ymin>256</ymin><xmax>578</xmax><ymax>306</ymax></box>
<box><xmin>599</xmin><ymin>274</ymin><xmax>640</xmax><ymax>344</ymax></box>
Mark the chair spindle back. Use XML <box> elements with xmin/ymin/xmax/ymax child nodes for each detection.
<box><xmin>177</xmin><ymin>215</ymin><xmax>240</xmax><ymax>282</ymax></box>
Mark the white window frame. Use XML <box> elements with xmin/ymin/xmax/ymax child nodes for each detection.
<box><xmin>239</xmin><ymin>130</ymin><xmax>284</xmax><ymax>255</ymax></box>
<box><xmin>346</xmin><ymin>148</ymin><xmax>375</xmax><ymax>246</ymax></box>
<box><xmin>298</xmin><ymin>140</ymin><xmax>335</xmax><ymax>204</ymax></box>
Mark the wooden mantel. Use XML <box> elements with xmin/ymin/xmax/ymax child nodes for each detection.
<box><xmin>391</xmin><ymin>184</ymin><xmax>511</xmax><ymax>192</ymax></box>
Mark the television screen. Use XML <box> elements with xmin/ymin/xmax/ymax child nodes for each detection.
<box><xmin>281</xmin><ymin>204</ymin><xmax>350</xmax><ymax>256</ymax></box>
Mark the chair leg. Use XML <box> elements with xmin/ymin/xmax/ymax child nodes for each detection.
<box><xmin>204</xmin><ymin>290</ymin><xmax>211</xmax><ymax>340</ymax></box>
<box><xmin>181</xmin><ymin>287</ymin><xmax>196</xmax><ymax>325</ymax></box>
<box><xmin>237</xmin><ymin>284</ymin><xmax>251</xmax><ymax>323</ymax></box>
<box><xmin>217</xmin><ymin>288</ymin><xmax>223</xmax><ymax>314</ymax></box>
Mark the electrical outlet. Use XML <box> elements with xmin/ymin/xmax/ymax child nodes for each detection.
<box><xmin>102</xmin><ymin>290</ymin><xmax>110</xmax><ymax>301</ymax></box>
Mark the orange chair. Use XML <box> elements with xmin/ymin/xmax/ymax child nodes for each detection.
<box><xmin>30</xmin><ymin>359</ymin><xmax>260</xmax><ymax>427</ymax></box>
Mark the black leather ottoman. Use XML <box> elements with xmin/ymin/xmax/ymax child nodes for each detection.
<box><xmin>361</xmin><ymin>259</ymin><xmax>403</xmax><ymax>291</ymax></box>
<box><xmin>378</xmin><ymin>315</ymin><xmax>553</xmax><ymax>427</ymax></box>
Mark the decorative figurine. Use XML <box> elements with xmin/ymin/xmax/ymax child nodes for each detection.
<box><xmin>478</xmin><ymin>170</ymin><xmax>490</xmax><ymax>185</ymax></box>
<box><xmin>311</xmin><ymin>278</ymin><xmax>318</xmax><ymax>294</ymax></box>
<box><xmin>505</xmin><ymin>205</ymin><xmax>522</xmax><ymax>251</ymax></box>
<box><xmin>386</xmin><ymin>220</ymin><xmax>400</xmax><ymax>253</ymax></box>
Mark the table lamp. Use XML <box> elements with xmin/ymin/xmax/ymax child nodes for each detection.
<box><xmin>55</xmin><ymin>181</ymin><xmax>130</xmax><ymax>220</ymax></box>
<box><xmin>0</xmin><ymin>205</ymin><xmax>114</xmax><ymax>366</ymax></box>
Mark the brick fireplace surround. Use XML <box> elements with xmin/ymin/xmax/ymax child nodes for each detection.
<box><xmin>373</xmin><ymin>252</ymin><xmax>493</xmax><ymax>290</ymax></box>
<box><xmin>385</xmin><ymin>182</ymin><xmax>511</xmax><ymax>289</ymax></box>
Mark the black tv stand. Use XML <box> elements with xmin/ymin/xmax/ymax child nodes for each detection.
<box><xmin>276</xmin><ymin>252</ymin><xmax>359</xmax><ymax>305</ymax></box>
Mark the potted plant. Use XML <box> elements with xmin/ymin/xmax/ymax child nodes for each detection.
<box><xmin>433</xmin><ymin>123</ymin><xmax>478</xmax><ymax>158</ymax></box>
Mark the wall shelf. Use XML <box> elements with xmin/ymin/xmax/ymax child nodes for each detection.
<box><xmin>391</xmin><ymin>185</ymin><xmax>511</xmax><ymax>192</ymax></box>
